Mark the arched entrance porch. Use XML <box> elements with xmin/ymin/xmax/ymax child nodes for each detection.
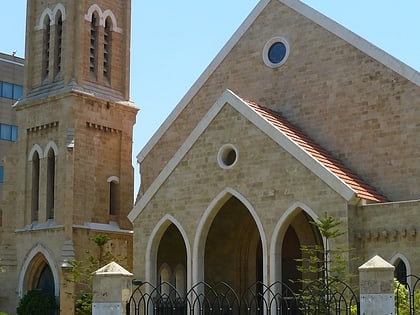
<box><xmin>271</xmin><ymin>203</ymin><xmax>323</xmax><ymax>290</ymax></box>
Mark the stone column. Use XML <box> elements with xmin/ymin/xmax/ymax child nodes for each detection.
<box><xmin>359</xmin><ymin>255</ymin><xmax>395</xmax><ymax>315</ymax></box>
<box><xmin>92</xmin><ymin>262</ymin><xmax>133</xmax><ymax>315</ymax></box>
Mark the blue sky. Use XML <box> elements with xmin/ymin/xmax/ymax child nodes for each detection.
<box><xmin>1</xmin><ymin>1</ymin><xmax>419</xmax><ymax>194</ymax></box>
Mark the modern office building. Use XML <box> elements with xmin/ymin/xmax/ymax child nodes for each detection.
<box><xmin>0</xmin><ymin>52</ymin><xmax>24</xmax><ymax>211</ymax></box>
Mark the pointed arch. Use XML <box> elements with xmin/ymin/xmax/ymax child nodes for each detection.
<box><xmin>193</xmin><ymin>187</ymin><xmax>267</xmax><ymax>286</ymax></box>
<box><xmin>85</xmin><ymin>5</ymin><xmax>122</xmax><ymax>33</ymax></box>
<box><xmin>390</xmin><ymin>253</ymin><xmax>411</xmax><ymax>285</ymax></box>
<box><xmin>44</xmin><ymin>141</ymin><xmax>58</xmax><ymax>158</ymax></box>
<box><xmin>29</xmin><ymin>145</ymin><xmax>42</xmax><ymax>222</ymax></box>
<box><xmin>35</xmin><ymin>3</ymin><xmax>66</xmax><ymax>30</ymax></box>
<box><xmin>18</xmin><ymin>244</ymin><xmax>60</xmax><ymax>298</ymax></box>
<box><xmin>102</xmin><ymin>10</ymin><xmax>122</xmax><ymax>33</ymax></box>
<box><xmin>269</xmin><ymin>201</ymin><xmax>322</xmax><ymax>284</ymax></box>
<box><xmin>29</xmin><ymin>144</ymin><xmax>43</xmax><ymax>161</ymax></box>
<box><xmin>146</xmin><ymin>214</ymin><xmax>191</xmax><ymax>289</ymax></box>
<box><xmin>46</xmin><ymin>147</ymin><xmax>56</xmax><ymax>219</ymax></box>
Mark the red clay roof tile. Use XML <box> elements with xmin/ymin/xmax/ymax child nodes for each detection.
<box><xmin>245</xmin><ymin>100</ymin><xmax>387</xmax><ymax>203</ymax></box>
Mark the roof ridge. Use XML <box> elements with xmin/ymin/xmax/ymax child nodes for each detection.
<box><xmin>245</xmin><ymin>100</ymin><xmax>387</xmax><ymax>202</ymax></box>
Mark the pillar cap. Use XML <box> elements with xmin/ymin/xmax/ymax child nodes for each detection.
<box><xmin>358</xmin><ymin>255</ymin><xmax>395</xmax><ymax>271</ymax></box>
<box><xmin>92</xmin><ymin>261</ymin><xmax>133</xmax><ymax>276</ymax></box>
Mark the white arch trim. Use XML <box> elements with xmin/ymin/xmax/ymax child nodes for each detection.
<box><xmin>269</xmin><ymin>201</ymin><xmax>322</xmax><ymax>284</ymax></box>
<box><xmin>145</xmin><ymin>214</ymin><xmax>192</xmax><ymax>289</ymax></box>
<box><xmin>28</xmin><ymin>144</ymin><xmax>43</xmax><ymax>161</ymax></box>
<box><xmin>84</xmin><ymin>4</ymin><xmax>123</xmax><ymax>33</ymax></box>
<box><xmin>35</xmin><ymin>3</ymin><xmax>66</xmax><ymax>30</ymax></box>
<box><xmin>390</xmin><ymin>253</ymin><xmax>412</xmax><ymax>276</ymax></box>
<box><xmin>18</xmin><ymin>244</ymin><xmax>60</xmax><ymax>297</ymax></box>
<box><xmin>44</xmin><ymin>141</ymin><xmax>59</xmax><ymax>157</ymax></box>
<box><xmin>192</xmin><ymin>187</ymin><xmax>268</xmax><ymax>285</ymax></box>
<box><xmin>107</xmin><ymin>176</ymin><xmax>120</xmax><ymax>184</ymax></box>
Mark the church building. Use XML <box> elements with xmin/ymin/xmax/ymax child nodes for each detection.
<box><xmin>0</xmin><ymin>0</ymin><xmax>137</xmax><ymax>313</ymax></box>
<box><xmin>129</xmin><ymin>0</ymin><xmax>420</xmax><ymax>297</ymax></box>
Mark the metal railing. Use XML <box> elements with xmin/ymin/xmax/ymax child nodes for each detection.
<box><xmin>127</xmin><ymin>279</ymin><xmax>359</xmax><ymax>315</ymax></box>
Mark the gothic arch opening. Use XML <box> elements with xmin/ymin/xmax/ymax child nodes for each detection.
<box><xmin>43</xmin><ymin>15</ymin><xmax>51</xmax><ymax>80</ymax></box>
<box><xmin>54</xmin><ymin>11</ymin><xmax>63</xmax><ymax>77</ymax></box>
<box><xmin>157</xmin><ymin>223</ymin><xmax>187</xmax><ymax>297</ymax></box>
<box><xmin>46</xmin><ymin>148</ymin><xmax>56</xmax><ymax>220</ymax></box>
<box><xmin>22</xmin><ymin>253</ymin><xmax>56</xmax><ymax>298</ymax></box>
<box><xmin>391</xmin><ymin>254</ymin><xmax>410</xmax><ymax>285</ymax></box>
<box><xmin>272</xmin><ymin>205</ymin><xmax>322</xmax><ymax>291</ymax></box>
<box><xmin>204</xmin><ymin>196</ymin><xmax>262</xmax><ymax>295</ymax></box>
<box><xmin>103</xmin><ymin>17</ymin><xmax>112</xmax><ymax>83</ymax></box>
<box><xmin>31</xmin><ymin>150</ymin><xmax>40</xmax><ymax>222</ymax></box>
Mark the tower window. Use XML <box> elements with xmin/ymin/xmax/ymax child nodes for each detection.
<box><xmin>103</xmin><ymin>17</ymin><xmax>112</xmax><ymax>83</ymax></box>
<box><xmin>46</xmin><ymin>149</ymin><xmax>55</xmax><ymax>220</ymax></box>
<box><xmin>108</xmin><ymin>177</ymin><xmax>120</xmax><ymax>216</ymax></box>
<box><xmin>54</xmin><ymin>13</ymin><xmax>63</xmax><ymax>77</ymax></box>
<box><xmin>90</xmin><ymin>13</ymin><xmax>99</xmax><ymax>78</ymax></box>
<box><xmin>43</xmin><ymin>16</ymin><xmax>51</xmax><ymax>80</ymax></box>
<box><xmin>31</xmin><ymin>151</ymin><xmax>40</xmax><ymax>222</ymax></box>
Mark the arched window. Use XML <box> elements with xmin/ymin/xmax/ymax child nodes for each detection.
<box><xmin>43</xmin><ymin>16</ymin><xmax>51</xmax><ymax>80</ymax></box>
<box><xmin>46</xmin><ymin>148</ymin><xmax>55</xmax><ymax>220</ymax></box>
<box><xmin>54</xmin><ymin>12</ymin><xmax>63</xmax><ymax>77</ymax></box>
<box><xmin>109</xmin><ymin>177</ymin><xmax>119</xmax><ymax>215</ymax></box>
<box><xmin>89</xmin><ymin>13</ymin><xmax>99</xmax><ymax>78</ymax></box>
<box><xmin>103</xmin><ymin>17</ymin><xmax>112</xmax><ymax>83</ymax></box>
<box><xmin>395</xmin><ymin>259</ymin><xmax>408</xmax><ymax>285</ymax></box>
<box><xmin>31</xmin><ymin>151</ymin><xmax>40</xmax><ymax>222</ymax></box>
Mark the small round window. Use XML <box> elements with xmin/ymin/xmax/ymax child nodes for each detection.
<box><xmin>218</xmin><ymin>144</ymin><xmax>238</xmax><ymax>169</ymax></box>
<box><xmin>263</xmin><ymin>37</ymin><xmax>289</xmax><ymax>68</ymax></box>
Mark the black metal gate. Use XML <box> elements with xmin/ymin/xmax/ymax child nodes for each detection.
<box><xmin>126</xmin><ymin>279</ymin><xmax>359</xmax><ymax>315</ymax></box>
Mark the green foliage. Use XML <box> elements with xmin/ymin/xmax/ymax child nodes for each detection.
<box><xmin>0</xmin><ymin>259</ymin><xmax>5</xmax><ymax>273</ymax></box>
<box><xmin>0</xmin><ymin>312</ymin><xmax>8</xmax><ymax>315</ymax></box>
<box><xmin>75</xmin><ymin>292</ymin><xmax>93</xmax><ymax>315</ymax></box>
<box><xmin>66</xmin><ymin>233</ymin><xmax>127</xmax><ymax>315</ymax></box>
<box><xmin>295</xmin><ymin>214</ymin><xmax>358</xmax><ymax>314</ymax></box>
<box><xmin>296</xmin><ymin>214</ymin><xmax>355</xmax><ymax>285</ymax></box>
<box><xmin>394</xmin><ymin>278</ymin><xmax>420</xmax><ymax>315</ymax></box>
<box><xmin>16</xmin><ymin>290</ymin><xmax>57</xmax><ymax>315</ymax></box>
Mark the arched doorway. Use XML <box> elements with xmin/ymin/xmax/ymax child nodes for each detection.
<box><xmin>204</xmin><ymin>196</ymin><xmax>262</xmax><ymax>295</ymax></box>
<box><xmin>272</xmin><ymin>205</ymin><xmax>323</xmax><ymax>291</ymax></box>
<box><xmin>157</xmin><ymin>223</ymin><xmax>187</xmax><ymax>296</ymax></box>
<box><xmin>23</xmin><ymin>253</ymin><xmax>56</xmax><ymax>299</ymax></box>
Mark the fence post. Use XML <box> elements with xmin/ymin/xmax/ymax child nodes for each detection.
<box><xmin>92</xmin><ymin>261</ymin><xmax>133</xmax><ymax>315</ymax></box>
<box><xmin>359</xmin><ymin>255</ymin><xmax>395</xmax><ymax>315</ymax></box>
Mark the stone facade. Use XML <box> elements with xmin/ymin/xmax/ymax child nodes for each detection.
<box><xmin>131</xmin><ymin>0</ymin><xmax>420</xmax><ymax>298</ymax></box>
<box><xmin>0</xmin><ymin>0</ymin><xmax>137</xmax><ymax>314</ymax></box>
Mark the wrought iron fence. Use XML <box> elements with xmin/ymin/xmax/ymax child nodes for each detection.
<box><xmin>395</xmin><ymin>274</ymin><xmax>420</xmax><ymax>315</ymax></box>
<box><xmin>126</xmin><ymin>279</ymin><xmax>359</xmax><ymax>315</ymax></box>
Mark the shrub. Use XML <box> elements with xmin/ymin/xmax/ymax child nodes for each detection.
<box><xmin>16</xmin><ymin>290</ymin><xmax>57</xmax><ymax>315</ymax></box>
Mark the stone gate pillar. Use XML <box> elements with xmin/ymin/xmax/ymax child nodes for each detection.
<box><xmin>92</xmin><ymin>262</ymin><xmax>133</xmax><ymax>315</ymax></box>
<box><xmin>359</xmin><ymin>255</ymin><xmax>395</xmax><ymax>315</ymax></box>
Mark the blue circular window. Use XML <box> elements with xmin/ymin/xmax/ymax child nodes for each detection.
<box><xmin>268</xmin><ymin>42</ymin><xmax>287</xmax><ymax>64</ymax></box>
<box><xmin>263</xmin><ymin>37</ymin><xmax>289</xmax><ymax>68</ymax></box>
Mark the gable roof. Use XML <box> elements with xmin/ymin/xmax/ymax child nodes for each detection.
<box><xmin>129</xmin><ymin>89</ymin><xmax>386</xmax><ymax>222</ymax></box>
<box><xmin>137</xmin><ymin>0</ymin><xmax>420</xmax><ymax>164</ymax></box>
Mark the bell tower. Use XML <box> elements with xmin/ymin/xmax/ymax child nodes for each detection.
<box><xmin>0</xmin><ymin>0</ymin><xmax>137</xmax><ymax>313</ymax></box>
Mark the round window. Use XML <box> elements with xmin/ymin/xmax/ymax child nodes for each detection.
<box><xmin>218</xmin><ymin>144</ymin><xmax>238</xmax><ymax>169</ymax></box>
<box><xmin>263</xmin><ymin>37</ymin><xmax>289</xmax><ymax>68</ymax></box>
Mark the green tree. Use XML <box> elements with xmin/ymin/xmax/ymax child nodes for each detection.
<box><xmin>66</xmin><ymin>233</ymin><xmax>127</xmax><ymax>315</ymax></box>
<box><xmin>296</xmin><ymin>214</ymin><xmax>358</xmax><ymax>313</ymax></box>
